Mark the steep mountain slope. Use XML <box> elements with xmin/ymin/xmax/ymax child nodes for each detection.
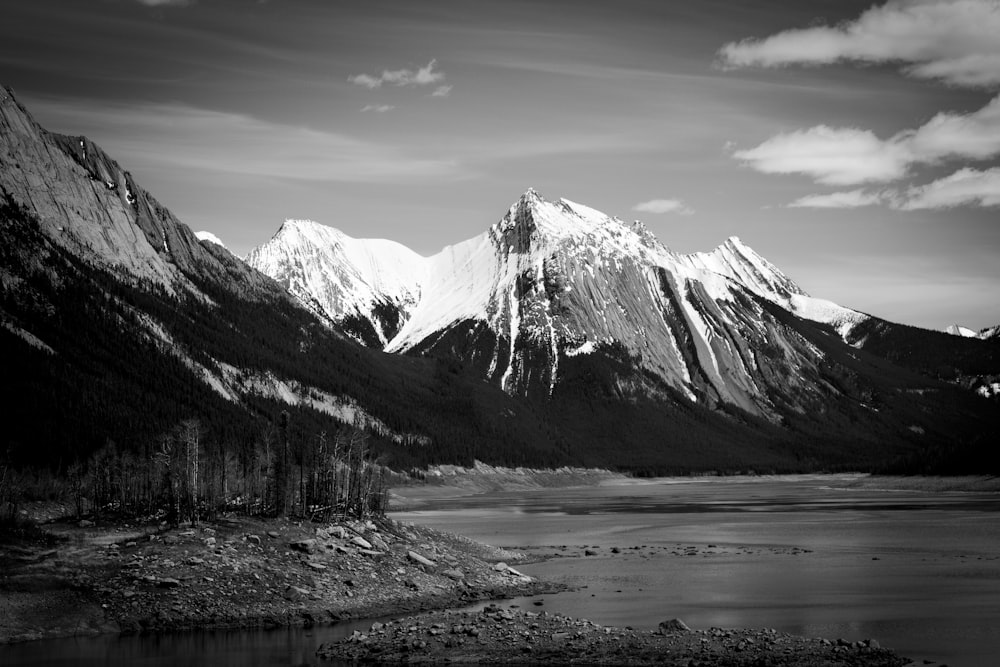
<box><xmin>674</xmin><ymin>237</ymin><xmax>868</xmax><ymax>339</ymax></box>
<box><xmin>0</xmin><ymin>86</ymin><xmax>566</xmax><ymax>471</ymax></box>
<box><xmin>3</xmin><ymin>85</ymin><xmax>998</xmax><ymax>475</ymax></box>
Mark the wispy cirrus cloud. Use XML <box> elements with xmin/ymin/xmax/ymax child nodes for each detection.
<box><xmin>360</xmin><ymin>104</ymin><xmax>394</xmax><ymax>113</ymax></box>
<box><xmin>632</xmin><ymin>198</ymin><xmax>694</xmax><ymax>215</ymax></box>
<box><xmin>894</xmin><ymin>167</ymin><xmax>1000</xmax><ymax>209</ymax></box>
<box><xmin>134</xmin><ymin>0</ymin><xmax>195</xmax><ymax>6</ymax></box>
<box><xmin>788</xmin><ymin>189</ymin><xmax>887</xmax><ymax>209</ymax></box>
<box><xmin>30</xmin><ymin>98</ymin><xmax>464</xmax><ymax>183</ymax></box>
<box><xmin>348</xmin><ymin>59</ymin><xmax>446</xmax><ymax>89</ymax></box>
<box><xmin>718</xmin><ymin>0</ymin><xmax>1000</xmax><ymax>88</ymax></box>
<box><xmin>431</xmin><ymin>85</ymin><xmax>452</xmax><ymax>98</ymax></box>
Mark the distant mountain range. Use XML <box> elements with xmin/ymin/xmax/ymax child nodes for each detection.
<box><xmin>944</xmin><ymin>324</ymin><xmax>999</xmax><ymax>340</ymax></box>
<box><xmin>2</xmin><ymin>84</ymin><xmax>998</xmax><ymax>474</ymax></box>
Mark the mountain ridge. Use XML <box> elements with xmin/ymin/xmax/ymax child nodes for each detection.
<box><xmin>3</xmin><ymin>85</ymin><xmax>999</xmax><ymax>477</ymax></box>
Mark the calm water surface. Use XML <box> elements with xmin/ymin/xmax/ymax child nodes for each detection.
<box><xmin>3</xmin><ymin>475</ymin><xmax>998</xmax><ymax>666</ymax></box>
<box><xmin>395</xmin><ymin>475</ymin><xmax>1000</xmax><ymax>667</ymax></box>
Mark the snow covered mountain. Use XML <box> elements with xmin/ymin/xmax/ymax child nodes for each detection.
<box><xmin>249</xmin><ymin>189</ymin><xmax>876</xmax><ymax>419</ymax></box>
<box><xmin>245</xmin><ymin>219</ymin><xmax>424</xmax><ymax>346</ymax></box>
<box><xmin>944</xmin><ymin>324</ymin><xmax>1000</xmax><ymax>341</ymax></box>
<box><xmin>5</xmin><ymin>84</ymin><xmax>999</xmax><ymax>475</ymax></box>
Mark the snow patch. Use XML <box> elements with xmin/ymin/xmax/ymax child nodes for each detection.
<box><xmin>976</xmin><ymin>383</ymin><xmax>1000</xmax><ymax>398</ymax></box>
<box><xmin>565</xmin><ymin>340</ymin><xmax>596</xmax><ymax>357</ymax></box>
<box><xmin>225</xmin><ymin>366</ymin><xmax>429</xmax><ymax>445</ymax></box>
<box><xmin>195</xmin><ymin>230</ymin><xmax>227</xmax><ymax>249</ymax></box>
<box><xmin>1</xmin><ymin>320</ymin><xmax>55</xmax><ymax>354</ymax></box>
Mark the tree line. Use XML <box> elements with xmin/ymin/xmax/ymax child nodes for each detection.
<box><xmin>0</xmin><ymin>413</ymin><xmax>391</xmax><ymax>527</ymax></box>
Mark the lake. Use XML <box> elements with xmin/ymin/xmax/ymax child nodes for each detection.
<box><xmin>393</xmin><ymin>474</ymin><xmax>1000</xmax><ymax>667</ymax></box>
<box><xmin>3</xmin><ymin>474</ymin><xmax>998</xmax><ymax>666</ymax></box>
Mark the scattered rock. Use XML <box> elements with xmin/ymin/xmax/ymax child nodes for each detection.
<box><xmin>156</xmin><ymin>578</ymin><xmax>181</xmax><ymax>589</ymax></box>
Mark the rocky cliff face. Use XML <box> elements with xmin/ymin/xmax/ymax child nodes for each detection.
<box><xmin>0</xmin><ymin>86</ymin><xmax>278</xmax><ymax>300</ymax></box>
<box><xmin>390</xmin><ymin>191</ymin><xmax>841</xmax><ymax>419</ymax></box>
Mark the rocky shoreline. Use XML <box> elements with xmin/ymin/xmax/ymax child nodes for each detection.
<box><xmin>0</xmin><ymin>514</ymin><xmax>558</xmax><ymax>644</ymax></box>
<box><xmin>1</xmin><ymin>512</ymin><xmax>914</xmax><ymax>666</ymax></box>
<box><xmin>317</xmin><ymin>604</ymin><xmax>908</xmax><ymax>665</ymax></box>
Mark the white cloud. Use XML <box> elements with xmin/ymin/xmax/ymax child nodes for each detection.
<box><xmin>734</xmin><ymin>94</ymin><xmax>1000</xmax><ymax>185</ymax></box>
<box><xmin>718</xmin><ymin>0</ymin><xmax>1000</xmax><ymax>88</ymax></box>
<box><xmin>787</xmin><ymin>189</ymin><xmax>886</xmax><ymax>209</ymax></box>
<box><xmin>632</xmin><ymin>199</ymin><xmax>694</xmax><ymax>215</ymax></box>
<box><xmin>347</xmin><ymin>73</ymin><xmax>382</xmax><ymax>90</ymax></box>
<box><xmin>349</xmin><ymin>59</ymin><xmax>446</xmax><ymax>89</ymax></box>
<box><xmin>906</xmin><ymin>94</ymin><xmax>1000</xmax><ymax>160</ymax></box>
<box><xmin>360</xmin><ymin>104</ymin><xmax>394</xmax><ymax>113</ymax></box>
<box><xmin>733</xmin><ymin>126</ymin><xmax>911</xmax><ymax>185</ymax></box>
<box><xmin>894</xmin><ymin>167</ymin><xmax>1000</xmax><ymax>209</ymax></box>
<box><xmin>431</xmin><ymin>85</ymin><xmax>453</xmax><ymax>98</ymax></box>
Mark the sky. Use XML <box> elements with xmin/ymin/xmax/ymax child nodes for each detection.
<box><xmin>2</xmin><ymin>0</ymin><xmax>999</xmax><ymax>331</ymax></box>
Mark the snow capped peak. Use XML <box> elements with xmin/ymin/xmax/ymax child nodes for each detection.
<box><xmin>195</xmin><ymin>230</ymin><xmax>227</xmax><ymax>249</ymax></box>
<box><xmin>678</xmin><ymin>236</ymin><xmax>806</xmax><ymax>302</ymax></box>
<box><xmin>944</xmin><ymin>324</ymin><xmax>978</xmax><ymax>338</ymax></box>
<box><xmin>274</xmin><ymin>218</ymin><xmax>338</xmax><ymax>241</ymax></box>
<box><xmin>245</xmin><ymin>219</ymin><xmax>425</xmax><ymax>347</ymax></box>
<box><xmin>675</xmin><ymin>235</ymin><xmax>870</xmax><ymax>339</ymax></box>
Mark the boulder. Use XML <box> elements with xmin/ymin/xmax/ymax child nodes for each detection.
<box><xmin>290</xmin><ymin>539</ymin><xmax>319</xmax><ymax>554</ymax></box>
<box><xmin>350</xmin><ymin>536</ymin><xmax>373</xmax><ymax>550</ymax></box>
<box><xmin>156</xmin><ymin>578</ymin><xmax>181</xmax><ymax>589</ymax></box>
<box><xmin>283</xmin><ymin>585</ymin><xmax>310</xmax><ymax>601</ymax></box>
<box><xmin>658</xmin><ymin>618</ymin><xmax>691</xmax><ymax>633</ymax></box>
<box><xmin>493</xmin><ymin>562</ymin><xmax>508</xmax><ymax>572</ymax></box>
<box><xmin>408</xmin><ymin>551</ymin><xmax>436</xmax><ymax>567</ymax></box>
<box><xmin>442</xmin><ymin>568</ymin><xmax>465</xmax><ymax>581</ymax></box>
